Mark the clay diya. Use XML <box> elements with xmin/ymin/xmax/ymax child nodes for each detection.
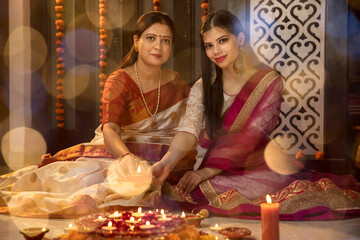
<box><xmin>20</xmin><ymin>227</ymin><xmax>49</xmax><ymax>240</ymax></box>
<box><xmin>184</xmin><ymin>214</ymin><xmax>204</xmax><ymax>227</ymax></box>
<box><xmin>219</xmin><ymin>227</ymin><xmax>252</xmax><ymax>239</ymax></box>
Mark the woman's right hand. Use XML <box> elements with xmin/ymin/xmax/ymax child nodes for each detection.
<box><xmin>151</xmin><ymin>161</ymin><xmax>171</xmax><ymax>185</ymax></box>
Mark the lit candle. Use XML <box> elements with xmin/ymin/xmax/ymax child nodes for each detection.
<box><xmin>102</xmin><ymin>221</ymin><xmax>117</xmax><ymax>231</ymax></box>
<box><xmin>125</xmin><ymin>216</ymin><xmax>139</xmax><ymax>224</ymax></box>
<box><xmin>95</xmin><ymin>216</ymin><xmax>107</xmax><ymax>222</ymax></box>
<box><xmin>158</xmin><ymin>213</ymin><xmax>172</xmax><ymax>222</ymax></box>
<box><xmin>210</xmin><ymin>223</ymin><xmax>223</xmax><ymax>231</ymax></box>
<box><xmin>261</xmin><ymin>194</ymin><xmax>279</xmax><ymax>240</ymax></box>
<box><xmin>64</xmin><ymin>223</ymin><xmax>77</xmax><ymax>232</ymax></box>
<box><xmin>181</xmin><ymin>211</ymin><xmax>186</xmax><ymax>218</ymax></box>
<box><xmin>156</xmin><ymin>209</ymin><xmax>167</xmax><ymax>218</ymax></box>
<box><xmin>132</xmin><ymin>207</ymin><xmax>146</xmax><ymax>217</ymax></box>
<box><xmin>140</xmin><ymin>221</ymin><xmax>155</xmax><ymax>229</ymax></box>
<box><xmin>108</xmin><ymin>211</ymin><xmax>121</xmax><ymax>218</ymax></box>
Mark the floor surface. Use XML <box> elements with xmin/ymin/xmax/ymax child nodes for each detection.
<box><xmin>1</xmin><ymin>213</ymin><xmax>359</xmax><ymax>240</ymax></box>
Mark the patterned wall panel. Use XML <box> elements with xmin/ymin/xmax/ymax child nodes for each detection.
<box><xmin>250</xmin><ymin>0</ymin><xmax>325</xmax><ymax>155</ymax></box>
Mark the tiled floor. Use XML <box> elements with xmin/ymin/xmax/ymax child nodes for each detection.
<box><xmin>0</xmin><ymin>213</ymin><xmax>359</xmax><ymax>240</ymax></box>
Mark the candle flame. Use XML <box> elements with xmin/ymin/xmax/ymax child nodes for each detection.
<box><xmin>98</xmin><ymin>216</ymin><xmax>103</xmax><ymax>220</ymax></box>
<box><xmin>138</xmin><ymin>207</ymin><xmax>142</xmax><ymax>213</ymax></box>
<box><xmin>181</xmin><ymin>211</ymin><xmax>185</xmax><ymax>218</ymax></box>
<box><xmin>69</xmin><ymin>223</ymin><xmax>72</xmax><ymax>228</ymax></box>
<box><xmin>130</xmin><ymin>225</ymin><xmax>134</xmax><ymax>231</ymax></box>
<box><xmin>130</xmin><ymin>217</ymin><xmax>135</xmax><ymax>222</ymax></box>
<box><xmin>149</xmin><ymin>210</ymin><xmax>152</xmax><ymax>213</ymax></box>
<box><xmin>137</xmin><ymin>165</ymin><xmax>141</xmax><ymax>174</ymax></box>
<box><xmin>266</xmin><ymin>194</ymin><xmax>272</xmax><ymax>204</ymax></box>
<box><xmin>160</xmin><ymin>209</ymin><xmax>165</xmax><ymax>214</ymax></box>
<box><xmin>108</xmin><ymin>221</ymin><xmax>112</xmax><ymax>227</ymax></box>
<box><xmin>215</xmin><ymin>224</ymin><xmax>219</xmax><ymax>228</ymax></box>
<box><xmin>156</xmin><ymin>209</ymin><xmax>159</xmax><ymax>212</ymax></box>
<box><xmin>42</xmin><ymin>228</ymin><xmax>46</xmax><ymax>232</ymax></box>
<box><xmin>114</xmin><ymin>211</ymin><xmax>119</xmax><ymax>216</ymax></box>
<box><xmin>146</xmin><ymin>221</ymin><xmax>150</xmax><ymax>226</ymax></box>
<box><xmin>162</xmin><ymin>214</ymin><xmax>166</xmax><ymax>219</ymax></box>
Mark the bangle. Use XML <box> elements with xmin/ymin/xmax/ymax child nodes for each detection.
<box><xmin>120</xmin><ymin>152</ymin><xmax>132</xmax><ymax>159</ymax></box>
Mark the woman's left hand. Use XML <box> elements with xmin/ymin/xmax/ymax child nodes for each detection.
<box><xmin>178</xmin><ymin>170</ymin><xmax>205</xmax><ymax>195</ymax></box>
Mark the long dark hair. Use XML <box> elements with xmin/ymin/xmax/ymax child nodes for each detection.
<box><xmin>200</xmin><ymin>9</ymin><xmax>245</xmax><ymax>138</ymax></box>
<box><xmin>119</xmin><ymin>11</ymin><xmax>176</xmax><ymax>68</ymax></box>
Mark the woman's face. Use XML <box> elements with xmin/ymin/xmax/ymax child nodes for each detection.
<box><xmin>202</xmin><ymin>27</ymin><xmax>242</xmax><ymax>71</ymax></box>
<box><xmin>134</xmin><ymin>23</ymin><xmax>173</xmax><ymax>67</ymax></box>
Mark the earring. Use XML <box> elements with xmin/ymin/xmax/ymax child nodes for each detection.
<box><xmin>210</xmin><ymin>62</ymin><xmax>217</xmax><ymax>85</ymax></box>
<box><xmin>134</xmin><ymin>45</ymin><xmax>138</xmax><ymax>52</ymax></box>
<box><xmin>233</xmin><ymin>46</ymin><xmax>246</xmax><ymax>75</ymax></box>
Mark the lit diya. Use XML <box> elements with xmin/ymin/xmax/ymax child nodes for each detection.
<box><xmin>102</xmin><ymin>221</ymin><xmax>117</xmax><ymax>231</ymax></box>
<box><xmin>219</xmin><ymin>227</ymin><xmax>252</xmax><ymax>239</ymax></box>
<box><xmin>210</xmin><ymin>223</ymin><xmax>223</xmax><ymax>231</ymax></box>
<box><xmin>132</xmin><ymin>207</ymin><xmax>146</xmax><ymax>217</ymax></box>
<box><xmin>140</xmin><ymin>221</ymin><xmax>155</xmax><ymax>229</ymax></box>
<box><xmin>20</xmin><ymin>227</ymin><xmax>49</xmax><ymax>240</ymax></box>
<box><xmin>64</xmin><ymin>223</ymin><xmax>77</xmax><ymax>232</ymax></box>
<box><xmin>108</xmin><ymin>211</ymin><xmax>121</xmax><ymax>218</ymax></box>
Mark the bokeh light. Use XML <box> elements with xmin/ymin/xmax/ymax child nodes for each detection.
<box><xmin>264</xmin><ymin>138</ymin><xmax>302</xmax><ymax>175</ymax></box>
<box><xmin>1</xmin><ymin>127</ymin><xmax>47</xmax><ymax>170</ymax></box>
<box><xmin>30</xmin><ymin>73</ymin><xmax>48</xmax><ymax>114</ymax></box>
<box><xmin>3</xmin><ymin>26</ymin><xmax>48</xmax><ymax>73</ymax></box>
<box><xmin>65</xmin><ymin>25</ymin><xmax>101</xmax><ymax>62</ymax></box>
<box><xmin>84</xmin><ymin>0</ymin><xmax>136</xmax><ymax>30</ymax></box>
<box><xmin>63</xmin><ymin>64</ymin><xmax>96</xmax><ymax>109</ymax></box>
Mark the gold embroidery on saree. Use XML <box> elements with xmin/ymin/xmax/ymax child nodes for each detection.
<box><xmin>199</xmin><ymin>180</ymin><xmax>222</xmax><ymax>208</ymax></box>
<box><xmin>230</xmin><ymin>71</ymin><xmax>279</xmax><ymax>133</ymax></box>
<box><xmin>200</xmin><ymin>178</ymin><xmax>360</xmax><ymax>213</ymax></box>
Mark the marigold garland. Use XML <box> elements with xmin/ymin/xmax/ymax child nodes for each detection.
<box><xmin>295</xmin><ymin>151</ymin><xmax>305</xmax><ymax>160</ymax></box>
<box><xmin>153</xmin><ymin>0</ymin><xmax>160</xmax><ymax>11</ymax></box>
<box><xmin>201</xmin><ymin>0</ymin><xmax>210</xmax><ymax>22</ymax></box>
<box><xmin>315</xmin><ymin>151</ymin><xmax>325</xmax><ymax>160</ymax></box>
<box><xmin>98</xmin><ymin>0</ymin><xmax>108</xmax><ymax>122</ymax></box>
<box><xmin>55</xmin><ymin>0</ymin><xmax>65</xmax><ymax>128</ymax></box>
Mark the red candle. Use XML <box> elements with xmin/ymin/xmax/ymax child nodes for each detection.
<box><xmin>261</xmin><ymin>195</ymin><xmax>279</xmax><ymax>240</ymax></box>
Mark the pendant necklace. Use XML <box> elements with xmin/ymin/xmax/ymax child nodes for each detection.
<box><xmin>134</xmin><ymin>62</ymin><xmax>161</xmax><ymax>130</ymax></box>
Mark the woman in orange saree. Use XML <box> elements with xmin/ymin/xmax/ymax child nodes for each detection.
<box><xmin>0</xmin><ymin>11</ymin><xmax>194</xmax><ymax>218</ymax></box>
<box><xmin>152</xmin><ymin>9</ymin><xmax>360</xmax><ymax>220</ymax></box>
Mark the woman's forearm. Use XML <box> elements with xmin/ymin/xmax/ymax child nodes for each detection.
<box><xmin>162</xmin><ymin>132</ymin><xmax>197</xmax><ymax>170</ymax></box>
<box><xmin>103</xmin><ymin>123</ymin><xmax>130</xmax><ymax>158</ymax></box>
<box><xmin>198</xmin><ymin>167</ymin><xmax>223</xmax><ymax>181</ymax></box>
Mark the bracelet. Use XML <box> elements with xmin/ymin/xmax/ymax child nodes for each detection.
<box><xmin>120</xmin><ymin>152</ymin><xmax>133</xmax><ymax>159</ymax></box>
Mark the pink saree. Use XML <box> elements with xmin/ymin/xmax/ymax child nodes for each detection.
<box><xmin>167</xmin><ymin>68</ymin><xmax>360</xmax><ymax>220</ymax></box>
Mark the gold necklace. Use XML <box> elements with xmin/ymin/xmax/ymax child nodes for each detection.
<box><xmin>134</xmin><ymin>62</ymin><xmax>161</xmax><ymax>130</ymax></box>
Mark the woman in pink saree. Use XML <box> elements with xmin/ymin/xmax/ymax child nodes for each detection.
<box><xmin>152</xmin><ymin>9</ymin><xmax>360</xmax><ymax>220</ymax></box>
